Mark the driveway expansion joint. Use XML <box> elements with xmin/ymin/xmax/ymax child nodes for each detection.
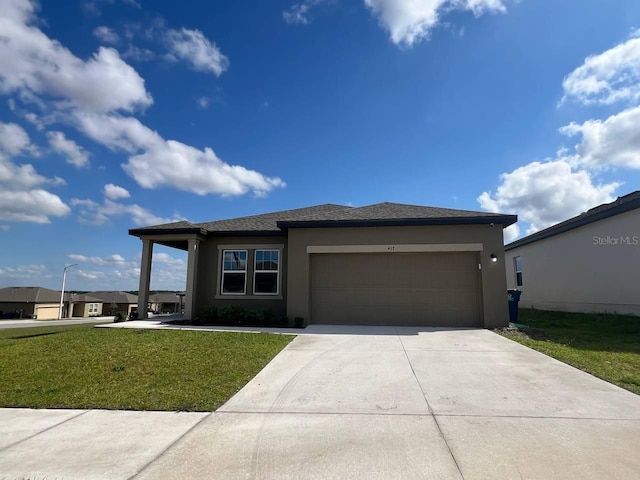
<box><xmin>129</xmin><ymin>411</ymin><xmax>213</xmax><ymax>480</ymax></box>
<box><xmin>395</xmin><ymin>327</ymin><xmax>466</xmax><ymax>480</ymax></box>
<box><xmin>0</xmin><ymin>409</ymin><xmax>90</xmax><ymax>454</ymax></box>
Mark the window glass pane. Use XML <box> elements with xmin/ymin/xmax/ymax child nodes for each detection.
<box><xmin>516</xmin><ymin>272</ymin><xmax>523</xmax><ymax>287</ymax></box>
<box><xmin>222</xmin><ymin>273</ymin><xmax>246</xmax><ymax>293</ymax></box>
<box><xmin>255</xmin><ymin>272</ymin><xmax>278</xmax><ymax>294</ymax></box>
<box><xmin>255</xmin><ymin>250</ymin><xmax>279</xmax><ymax>271</ymax></box>
<box><xmin>514</xmin><ymin>256</ymin><xmax>522</xmax><ymax>272</ymax></box>
<box><xmin>223</xmin><ymin>250</ymin><xmax>246</xmax><ymax>271</ymax></box>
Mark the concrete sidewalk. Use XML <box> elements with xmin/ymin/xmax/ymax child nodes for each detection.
<box><xmin>1</xmin><ymin>326</ymin><xmax>639</xmax><ymax>479</ymax></box>
<box><xmin>0</xmin><ymin>316</ymin><xmax>115</xmax><ymax>329</ymax></box>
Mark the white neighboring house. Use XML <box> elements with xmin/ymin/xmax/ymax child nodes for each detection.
<box><xmin>505</xmin><ymin>191</ymin><xmax>640</xmax><ymax>316</ymax></box>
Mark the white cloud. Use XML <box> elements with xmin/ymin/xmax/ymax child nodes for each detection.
<box><xmin>1</xmin><ymin>0</ymin><xmax>284</xmax><ymax>201</ymax></box>
<box><xmin>502</xmin><ymin>223</ymin><xmax>520</xmax><ymax>243</ymax></box>
<box><xmin>121</xmin><ymin>45</ymin><xmax>155</xmax><ymax>62</ymax></box>
<box><xmin>47</xmin><ymin>131</ymin><xmax>89</xmax><ymax>167</ymax></box>
<box><xmin>164</xmin><ymin>28</ymin><xmax>229</xmax><ymax>76</ymax></box>
<box><xmin>364</xmin><ymin>0</ymin><xmax>510</xmax><ymax>46</ymax></box>
<box><xmin>71</xmin><ymin>197</ymin><xmax>183</xmax><ymax>226</ymax></box>
<box><xmin>562</xmin><ymin>35</ymin><xmax>640</xmax><ymax>106</ymax></box>
<box><xmin>67</xmin><ymin>253</ymin><xmax>129</xmax><ymax>266</ymax></box>
<box><xmin>93</xmin><ymin>26</ymin><xmax>120</xmax><ymax>44</ymax></box>
<box><xmin>0</xmin><ymin>0</ymin><xmax>152</xmax><ymax>113</ymax></box>
<box><xmin>0</xmin><ymin>122</ymin><xmax>32</xmax><ymax>155</ymax></box>
<box><xmin>104</xmin><ymin>183</ymin><xmax>131</xmax><ymax>200</ymax></box>
<box><xmin>478</xmin><ymin>159</ymin><xmax>619</xmax><ymax>235</ymax></box>
<box><xmin>75</xmin><ymin>112</ymin><xmax>285</xmax><ymax>196</ymax></box>
<box><xmin>0</xmin><ymin>189</ymin><xmax>70</xmax><ymax>223</ymax></box>
<box><xmin>153</xmin><ymin>252</ymin><xmax>186</xmax><ymax>267</ymax></box>
<box><xmin>560</xmin><ymin>105</ymin><xmax>640</xmax><ymax>170</ymax></box>
<box><xmin>283</xmin><ymin>0</ymin><xmax>325</xmax><ymax>25</ymax></box>
<box><xmin>0</xmin><ymin>122</ymin><xmax>69</xmax><ymax>223</ymax></box>
<box><xmin>0</xmin><ymin>263</ymin><xmax>50</xmax><ymax>279</ymax></box>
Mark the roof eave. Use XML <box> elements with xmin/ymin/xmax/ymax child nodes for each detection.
<box><xmin>505</xmin><ymin>198</ymin><xmax>640</xmax><ymax>251</ymax></box>
<box><xmin>128</xmin><ymin>227</ymin><xmax>208</xmax><ymax>237</ymax></box>
<box><xmin>277</xmin><ymin>215</ymin><xmax>518</xmax><ymax>229</ymax></box>
<box><xmin>208</xmin><ymin>230</ymin><xmax>287</xmax><ymax>237</ymax></box>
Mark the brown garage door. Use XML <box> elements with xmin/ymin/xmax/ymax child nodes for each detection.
<box><xmin>310</xmin><ymin>252</ymin><xmax>482</xmax><ymax>327</ymax></box>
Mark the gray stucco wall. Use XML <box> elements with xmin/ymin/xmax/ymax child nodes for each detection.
<box><xmin>505</xmin><ymin>208</ymin><xmax>640</xmax><ymax>315</ymax></box>
<box><xmin>195</xmin><ymin>235</ymin><xmax>288</xmax><ymax>319</ymax></box>
<box><xmin>286</xmin><ymin>224</ymin><xmax>510</xmax><ymax>328</ymax></box>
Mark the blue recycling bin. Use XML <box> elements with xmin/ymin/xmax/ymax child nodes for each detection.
<box><xmin>507</xmin><ymin>289</ymin><xmax>522</xmax><ymax>323</ymax></box>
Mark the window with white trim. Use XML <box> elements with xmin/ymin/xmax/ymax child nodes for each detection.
<box><xmin>514</xmin><ymin>256</ymin><xmax>523</xmax><ymax>287</ymax></box>
<box><xmin>88</xmin><ymin>303</ymin><xmax>99</xmax><ymax>314</ymax></box>
<box><xmin>221</xmin><ymin>250</ymin><xmax>248</xmax><ymax>294</ymax></box>
<box><xmin>254</xmin><ymin>249</ymin><xmax>280</xmax><ymax>295</ymax></box>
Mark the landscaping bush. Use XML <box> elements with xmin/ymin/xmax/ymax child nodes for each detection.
<box><xmin>200</xmin><ymin>305</ymin><xmax>218</xmax><ymax>325</ymax></box>
<box><xmin>219</xmin><ymin>305</ymin><xmax>247</xmax><ymax>324</ymax></box>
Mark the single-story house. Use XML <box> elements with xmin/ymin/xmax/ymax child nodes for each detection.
<box><xmin>87</xmin><ymin>291</ymin><xmax>138</xmax><ymax>317</ymax></box>
<box><xmin>130</xmin><ymin>202</ymin><xmax>517</xmax><ymax>328</ymax></box>
<box><xmin>505</xmin><ymin>191</ymin><xmax>640</xmax><ymax>315</ymax></box>
<box><xmin>149</xmin><ymin>292</ymin><xmax>184</xmax><ymax>313</ymax></box>
<box><xmin>0</xmin><ymin>286</ymin><xmax>65</xmax><ymax>319</ymax></box>
<box><xmin>67</xmin><ymin>293</ymin><xmax>104</xmax><ymax>318</ymax></box>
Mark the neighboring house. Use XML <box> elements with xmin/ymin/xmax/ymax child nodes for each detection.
<box><xmin>505</xmin><ymin>191</ymin><xmax>640</xmax><ymax>316</ymax></box>
<box><xmin>68</xmin><ymin>293</ymin><xmax>103</xmax><ymax>318</ymax></box>
<box><xmin>0</xmin><ymin>286</ymin><xmax>65</xmax><ymax>319</ymax></box>
<box><xmin>88</xmin><ymin>291</ymin><xmax>138</xmax><ymax>317</ymax></box>
<box><xmin>130</xmin><ymin>202</ymin><xmax>517</xmax><ymax>328</ymax></box>
<box><xmin>149</xmin><ymin>292</ymin><xmax>184</xmax><ymax>313</ymax></box>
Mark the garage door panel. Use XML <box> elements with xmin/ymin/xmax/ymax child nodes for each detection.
<box><xmin>311</xmin><ymin>252</ymin><xmax>481</xmax><ymax>327</ymax></box>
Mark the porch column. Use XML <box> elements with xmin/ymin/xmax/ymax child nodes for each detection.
<box><xmin>184</xmin><ymin>238</ymin><xmax>200</xmax><ymax>320</ymax></box>
<box><xmin>138</xmin><ymin>239</ymin><xmax>154</xmax><ymax>320</ymax></box>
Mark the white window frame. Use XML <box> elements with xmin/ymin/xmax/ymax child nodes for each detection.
<box><xmin>253</xmin><ymin>249</ymin><xmax>280</xmax><ymax>296</ymax></box>
<box><xmin>514</xmin><ymin>256</ymin><xmax>523</xmax><ymax>287</ymax></box>
<box><xmin>221</xmin><ymin>249</ymin><xmax>248</xmax><ymax>295</ymax></box>
<box><xmin>88</xmin><ymin>303</ymin><xmax>99</xmax><ymax>314</ymax></box>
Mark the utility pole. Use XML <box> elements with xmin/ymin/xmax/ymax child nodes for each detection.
<box><xmin>58</xmin><ymin>264</ymin><xmax>78</xmax><ymax>320</ymax></box>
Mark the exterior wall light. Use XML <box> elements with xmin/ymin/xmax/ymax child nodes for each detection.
<box><xmin>490</xmin><ymin>254</ymin><xmax>498</xmax><ymax>263</ymax></box>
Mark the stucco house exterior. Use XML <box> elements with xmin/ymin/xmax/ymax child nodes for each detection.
<box><xmin>130</xmin><ymin>202</ymin><xmax>516</xmax><ymax>328</ymax></box>
<box><xmin>505</xmin><ymin>191</ymin><xmax>640</xmax><ymax>315</ymax></box>
<box><xmin>68</xmin><ymin>293</ymin><xmax>103</xmax><ymax>318</ymax></box>
<box><xmin>0</xmin><ymin>287</ymin><xmax>64</xmax><ymax>319</ymax></box>
<box><xmin>149</xmin><ymin>292</ymin><xmax>184</xmax><ymax>313</ymax></box>
<box><xmin>87</xmin><ymin>291</ymin><xmax>138</xmax><ymax>317</ymax></box>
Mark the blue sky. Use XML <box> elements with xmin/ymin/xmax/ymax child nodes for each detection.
<box><xmin>1</xmin><ymin>0</ymin><xmax>640</xmax><ymax>291</ymax></box>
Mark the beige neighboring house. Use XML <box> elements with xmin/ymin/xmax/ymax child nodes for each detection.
<box><xmin>0</xmin><ymin>286</ymin><xmax>65</xmax><ymax>319</ymax></box>
<box><xmin>505</xmin><ymin>191</ymin><xmax>640</xmax><ymax>316</ymax></box>
<box><xmin>149</xmin><ymin>292</ymin><xmax>183</xmax><ymax>313</ymax></box>
<box><xmin>68</xmin><ymin>293</ymin><xmax>103</xmax><ymax>318</ymax></box>
<box><xmin>88</xmin><ymin>291</ymin><xmax>138</xmax><ymax>317</ymax></box>
<box><xmin>130</xmin><ymin>202</ymin><xmax>517</xmax><ymax>328</ymax></box>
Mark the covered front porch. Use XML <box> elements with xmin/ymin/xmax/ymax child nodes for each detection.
<box><xmin>130</xmin><ymin>225</ymin><xmax>207</xmax><ymax>320</ymax></box>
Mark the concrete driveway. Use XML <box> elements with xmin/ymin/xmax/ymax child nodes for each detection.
<box><xmin>1</xmin><ymin>326</ymin><xmax>639</xmax><ymax>479</ymax></box>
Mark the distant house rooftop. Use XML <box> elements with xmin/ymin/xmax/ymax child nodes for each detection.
<box><xmin>0</xmin><ymin>286</ymin><xmax>61</xmax><ymax>303</ymax></box>
<box><xmin>506</xmin><ymin>191</ymin><xmax>640</xmax><ymax>250</ymax></box>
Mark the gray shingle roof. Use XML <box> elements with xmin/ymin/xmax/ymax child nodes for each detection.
<box><xmin>130</xmin><ymin>202</ymin><xmax>516</xmax><ymax>237</ymax></box>
<box><xmin>506</xmin><ymin>191</ymin><xmax>640</xmax><ymax>250</ymax></box>
<box><xmin>0</xmin><ymin>286</ymin><xmax>61</xmax><ymax>303</ymax></box>
<box><xmin>279</xmin><ymin>202</ymin><xmax>513</xmax><ymax>223</ymax></box>
<box><xmin>194</xmin><ymin>204</ymin><xmax>350</xmax><ymax>233</ymax></box>
<box><xmin>88</xmin><ymin>291</ymin><xmax>138</xmax><ymax>304</ymax></box>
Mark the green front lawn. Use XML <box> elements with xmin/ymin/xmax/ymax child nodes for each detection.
<box><xmin>497</xmin><ymin>309</ymin><xmax>640</xmax><ymax>395</ymax></box>
<box><xmin>0</xmin><ymin>324</ymin><xmax>293</xmax><ymax>411</ymax></box>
